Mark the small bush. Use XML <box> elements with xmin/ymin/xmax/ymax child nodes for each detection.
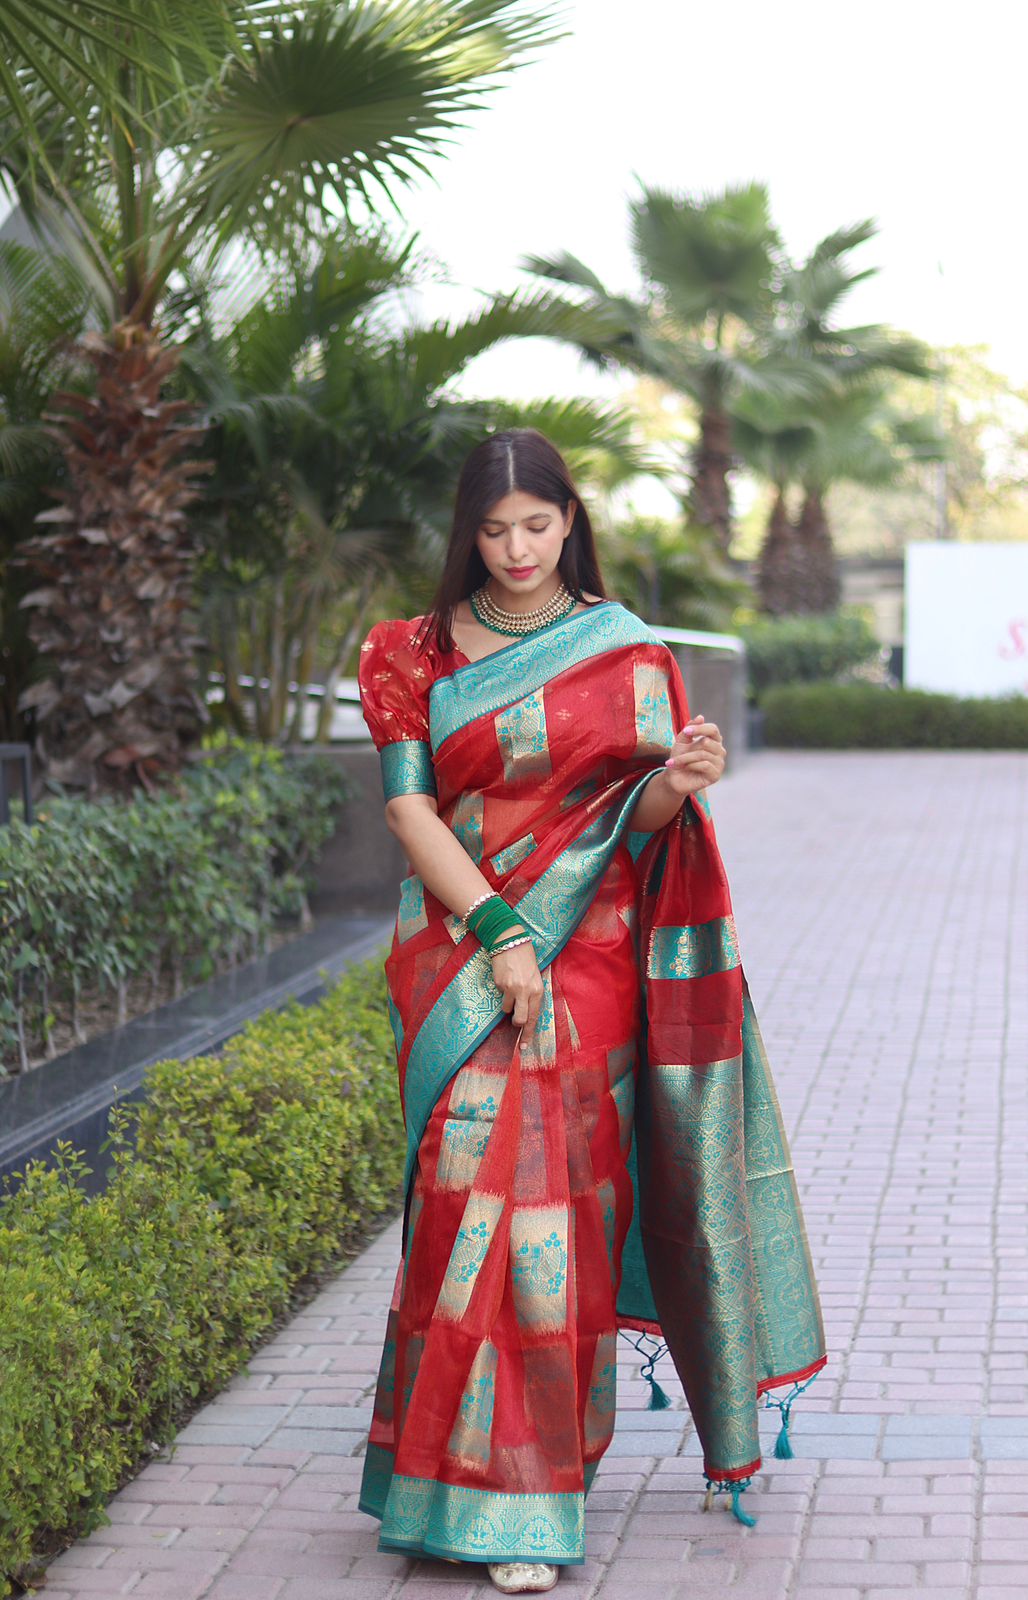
<box><xmin>0</xmin><ymin>953</ymin><xmax>402</xmax><ymax>1596</ymax></box>
<box><xmin>738</xmin><ymin>610</ymin><xmax>882</xmax><ymax>700</ymax></box>
<box><xmin>0</xmin><ymin>738</ymin><xmax>349</xmax><ymax>1074</ymax></box>
<box><xmin>763</xmin><ymin>683</ymin><xmax>1028</xmax><ymax>748</ymax></box>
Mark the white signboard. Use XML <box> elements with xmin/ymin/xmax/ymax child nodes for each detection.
<box><xmin>904</xmin><ymin>542</ymin><xmax>1028</xmax><ymax>698</ymax></box>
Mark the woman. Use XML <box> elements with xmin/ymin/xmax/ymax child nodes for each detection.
<box><xmin>357</xmin><ymin>429</ymin><xmax>826</xmax><ymax>1595</ymax></box>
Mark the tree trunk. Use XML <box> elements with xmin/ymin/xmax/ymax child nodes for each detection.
<box><xmin>755</xmin><ymin>486</ymin><xmax>801</xmax><ymax>616</ymax></box>
<box><xmin>795</xmin><ymin>488</ymin><xmax>841</xmax><ymax>613</ymax></box>
<box><xmin>13</xmin><ymin>321</ymin><xmax>210</xmax><ymax>795</ymax></box>
<box><xmin>690</xmin><ymin>405</ymin><xmax>734</xmax><ymax>551</ymax></box>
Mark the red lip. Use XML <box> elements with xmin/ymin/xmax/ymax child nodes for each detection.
<box><xmin>506</xmin><ymin>566</ymin><xmax>537</xmax><ymax>577</ymax></box>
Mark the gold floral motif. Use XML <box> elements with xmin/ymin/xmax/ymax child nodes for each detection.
<box><xmin>495</xmin><ymin>691</ymin><xmax>551</xmax><ymax>783</ymax></box>
<box><xmin>633</xmin><ymin>660</ymin><xmax>674</xmax><ymax>755</ymax></box>
<box><xmin>647</xmin><ymin>915</ymin><xmax>741</xmax><ymax>980</ymax></box>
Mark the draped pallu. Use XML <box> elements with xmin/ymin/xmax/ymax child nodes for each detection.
<box><xmin>356</xmin><ymin>601</ymin><xmax>827</xmax><ymax>1566</ymax></box>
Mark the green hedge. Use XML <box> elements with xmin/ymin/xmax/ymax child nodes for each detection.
<box><xmin>763</xmin><ymin>683</ymin><xmax>1028</xmax><ymax>748</ymax></box>
<box><xmin>738</xmin><ymin>610</ymin><xmax>882</xmax><ymax>699</ymax></box>
<box><xmin>0</xmin><ymin>738</ymin><xmax>348</xmax><ymax>1074</ymax></box>
<box><xmin>0</xmin><ymin>954</ymin><xmax>402</xmax><ymax>1597</ymax></box>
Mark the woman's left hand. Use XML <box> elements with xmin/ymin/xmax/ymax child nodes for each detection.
<box><xmin>663</xmin><ymin>714</ymin><xmax>726</xmax><ymax>795</ymax></box>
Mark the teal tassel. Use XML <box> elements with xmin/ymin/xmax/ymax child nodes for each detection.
<box><xmin>774</xmin><ymin>1411</ymin><xmax>794</xmax><ymax>1458</ymax></box>
<box><xmin>702</xmin><ymin>1474</ymin><xmax>758</xmax><ymax>1526</ymax></box>
<box><xmin>622</xmin><ymin>1331</ymin><xmax>672</xmax><ymax>1411</ymax></box>
<box><xmin>646</xmin><ymin>1374</ymin><xmax>671</xmax><ymax>1410</ymax></box>
<box><xmin>763</xmin><ymin>1369</ymin><xmax>820</xmax><ymax>1462</ymax></box>
<box><xmin>730</xmin><ymin>1483</ymin><xmax>757</xmax><ymax>1527</ymax></box>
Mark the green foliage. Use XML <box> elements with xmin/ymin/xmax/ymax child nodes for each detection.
<box><xmin>0</xmin><ymin>954</ymin><xmax>402</xmax><ymax>1596</ymax></box>
<box><xmin>0</xmin><ymin>739</ymin><xmax>348</xmax><ymax>1074</ymax></box>
<box><xmin>182</xmin><ymin>241</ymin><xmax>645</xmax><ymax>734</ymax></box>
<box><xmin>599</xmin><ymin>515</ymin><xmax>749</xmax><ymax>631</ymax></box>
<box><xmin>763</xmin><ymin>683</ymin><xmax>1028</xmax><ymax>748</ymax></box>
<box><xmin>738</xmin><ymin>610</ymin><xmax>881</xmax><ymax>700</ymax></box>
<box><xmin>1</xmin><ymin>1</ymin><xmax>563</xmax><ymax>318</ymax></box>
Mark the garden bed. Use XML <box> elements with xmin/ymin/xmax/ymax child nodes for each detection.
<box><xmin>0</xmin><ymin>952</ymin><xmax>403</xmax><ymax>1598</ymax></box>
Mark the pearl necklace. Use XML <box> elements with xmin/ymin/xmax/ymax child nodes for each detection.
<box><xmin>470</xmin><ymin>581</ymin><xmax>576</xmax><ymax>637</ymax></box>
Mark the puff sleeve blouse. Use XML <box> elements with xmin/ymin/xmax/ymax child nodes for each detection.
<box><xmin>358</xmin><ymin>617</ymin><xmax>450</xmax><ymax>801</ymax></box>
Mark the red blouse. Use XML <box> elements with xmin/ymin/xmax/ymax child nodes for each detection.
<box><xmin>358</xmin><ymin>617</ymin><xmax>462</xmax><ymax>800</ymax></box>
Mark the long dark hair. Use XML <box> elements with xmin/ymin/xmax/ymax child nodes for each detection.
<box><xmin>418</xmin><ymin>428</ymin><xmax>607</xmax><ymax>653</ymax></box>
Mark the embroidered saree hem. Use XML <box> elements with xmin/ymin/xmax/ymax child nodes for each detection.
<box><xmin>360</xmin><ymin>1443</ymin><xmax>595</xmax><ymax>1564</ymax></box>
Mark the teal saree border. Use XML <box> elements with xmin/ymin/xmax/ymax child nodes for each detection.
<box><xmin>429</xmin><ymin>602</ymin><xmax>661</xmax><ymax>750</ymax></box>
<box><xmin>360</xmin><ymin>1441</ymin><xmax>592</xmax><ymax>1564</ymax></box>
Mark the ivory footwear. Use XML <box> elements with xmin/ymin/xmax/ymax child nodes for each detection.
<box><xmin>487</xmin><ymin>1562</ymin><xmax>559</xmax><ymax>1594</ymax></box>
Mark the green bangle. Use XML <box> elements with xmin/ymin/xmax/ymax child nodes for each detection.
<box><xmin>464</xmin><ymin>893</ymin><xmax>504</xmax><ymax>936</ymax></box>
<box><xmin>466</xmin><ymin>896</ymin><xmax>523</xmax><ymax>950</ymax></box>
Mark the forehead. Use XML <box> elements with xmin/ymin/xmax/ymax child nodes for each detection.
<box><xmin>481</xmin><ymin>490</ymin><xmax>560</xmax><ymax>523</ymax></box>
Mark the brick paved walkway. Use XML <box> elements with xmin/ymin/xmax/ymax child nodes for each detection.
<box><xmin>38</xmin><ymin>752</ymin><xmax>1028</xmax><ymax>1600</ymax></box>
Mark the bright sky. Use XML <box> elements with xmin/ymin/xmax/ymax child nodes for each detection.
<box><xmin>392</xmin><ymin>0</ymin><xmax>1028</xmax><ymax>407</ymax></box>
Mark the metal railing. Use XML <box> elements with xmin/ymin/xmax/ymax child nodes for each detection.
<box><xmin>651</xmin><ymin>624</ymin><xmax>746</xmax><ymax>656</ymax></box>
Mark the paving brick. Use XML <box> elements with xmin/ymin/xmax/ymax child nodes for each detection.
<box><xmin>205</xmin><ymin>1578</ymin><xmax>287</xmax><ymax>1600</ymax></box>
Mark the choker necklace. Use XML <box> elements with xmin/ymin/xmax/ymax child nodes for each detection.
<box><xmin>470</xmin><ymin>581</ymin><xmax>576</xmax><ymax>638</ymax></box>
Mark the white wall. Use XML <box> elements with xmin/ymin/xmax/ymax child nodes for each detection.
<box><xmin>904</xmin><ymin>542</ymin><xmax>1028</xmax><ymax>697</ymax></box>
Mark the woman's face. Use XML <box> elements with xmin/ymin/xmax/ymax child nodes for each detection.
<box><xmin>474</xmin><ymin>490</ymin><xmax>575</xmax><ymax>604</ymax></box>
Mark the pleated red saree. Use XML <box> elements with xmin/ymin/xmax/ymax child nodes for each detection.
<box><xmin>356</xmin><ymin>600</ymin><xmax>826</xmax><ymax>1566</ymax></box>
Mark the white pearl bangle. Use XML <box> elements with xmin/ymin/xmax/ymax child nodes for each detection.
<box><xmin>460</xmin><ymin>890</ymin><xmax>495</xmax><ymax>925</ymax></box>
<box><xmin>489</xmin><ymin>934</ymin><xmax>534</xmax><ymax>956</ymax></box>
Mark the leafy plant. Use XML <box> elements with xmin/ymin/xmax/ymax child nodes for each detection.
<box><xmin>0</xmin><ymin>952</ymin><xmax>402</xmax><ymax>1596</ymax></box>
<box><xmin>763</xmin><ymin>682</ymin><xmax>1028</xmax><ymax>748</ymax></box>
<box><xmin>737</xmin><ymin>609</ymin><xmax>882</xmax><ymax>701</ymax></box>
<box><xmin>0</xmin><ymin>739</ymin><xmax>347</xmax><ymax>1073</ymax></box>
<box><xmin>1</xmin><ymin>0</ymin><xmax>564</xmax><ymax>791</ymax></box>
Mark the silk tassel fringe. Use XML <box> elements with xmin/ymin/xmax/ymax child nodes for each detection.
<box><xmin>702</xmin><ymin>1475</ymin><xmax>756</xmax><ymax>1526</ymax></box>
<box><xmin>623</xmin><ymin>1331</ymin><xmax>671</xmax><ymax>1410</ymax></box>
<box><xmin>762</xmin><ymin>1369</ymin><xmax>821</xmax><ymax>1462</ymax></box>
<box><xmin>700</xmin><ymin>1368</ymin><xmax>824</xmax><ymax>1524</ymax></box>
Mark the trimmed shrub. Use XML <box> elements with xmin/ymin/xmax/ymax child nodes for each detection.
<box><xmin>738</xmin><ymin>610</ymin><xmax>882</xmax><ymax>700</ymax></box>
<box><xmin>0</xmin><ymin>738</ymin><xmax>348</xmax><ymax>1074</ymax></box>
<box><xmin>0</xmin><ymin>953</ymin><xmax>402</xmax><ymax>1596</ymax></box>
<box><xmin>763</xmin><ymin>683</ymin><xmax>1028</xmax><ymax>748</ymax></box>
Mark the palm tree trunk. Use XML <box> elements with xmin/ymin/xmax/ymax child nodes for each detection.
<box><xmin>285</xmin><ymin>592</ymin><xmax>321</xmax><ymax>744</ymax></box>
<box><xmin>756</xmin><ymin>486</ymin><xmax>800</xmax><ymax>616</ymax></box>
<box><xmin>15</xmin><ymin>320</ymin><xmax>210</xmax><ymax>795</ymax></box>
<box><xmin>314</xmin><ymin>575</ymin><xmax>376</xmax><ymax>744</ymax></box>
<box><xmin>691</xmin><ymin>405</ymin><xmax>734</xmax><ymax>551</ymax></box>
<box><xmin>796</xmin><ymin>489</ymin><xmax>841</xmax><ymax>613</ymax></box>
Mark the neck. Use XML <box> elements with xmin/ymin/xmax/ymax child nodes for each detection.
<box><xmin>484</xmin><ymin>574</ymin><xmax>563</xmax><ymax>615</ymax></box>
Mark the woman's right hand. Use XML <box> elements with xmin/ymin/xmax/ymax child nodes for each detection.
<box><xmin>491</xmin><ymin>942</ymin><xmax>544</xmax><ymax>1031</ymax></box>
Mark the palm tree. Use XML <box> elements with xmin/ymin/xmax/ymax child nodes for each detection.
<box><xmin>736</xmin><ymin>382</ymin><xmax>945</xmax><ymax>614</ymax></box>
<box><xmin>735</xmin><ymin>222</ymin><xmax>939</xmax><ymax>613</ymax></box>
<box><xmin>0</xmin><ymin>0</ymin><xmax>563</xmax><ymax>792</ymax></box>
<box><xmin>179</xmin><ymin>236</ymin><xmax>644</xmax><ymax>743</ymax></box>
<box><xmin>522</xmin><ymin>181</ymin><xmax>828</xmax><ymax>552</ymax></box>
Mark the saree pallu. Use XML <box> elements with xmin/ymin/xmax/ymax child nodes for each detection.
<box><xmin>357</xmin><ymin>601</ymin><xmax>827</xmax><ymax>1565</ymax></box>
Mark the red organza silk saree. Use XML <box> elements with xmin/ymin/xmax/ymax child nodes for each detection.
<box><xmin>356</xmin><ymin>601</ymin><xmax>826</xmax><ymax>1566</ymax></box>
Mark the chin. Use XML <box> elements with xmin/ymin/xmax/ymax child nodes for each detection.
<box><xmin>491</xmin><ymin>571</ymin><xmax>552</xmax><ymax>600</ymax></box>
